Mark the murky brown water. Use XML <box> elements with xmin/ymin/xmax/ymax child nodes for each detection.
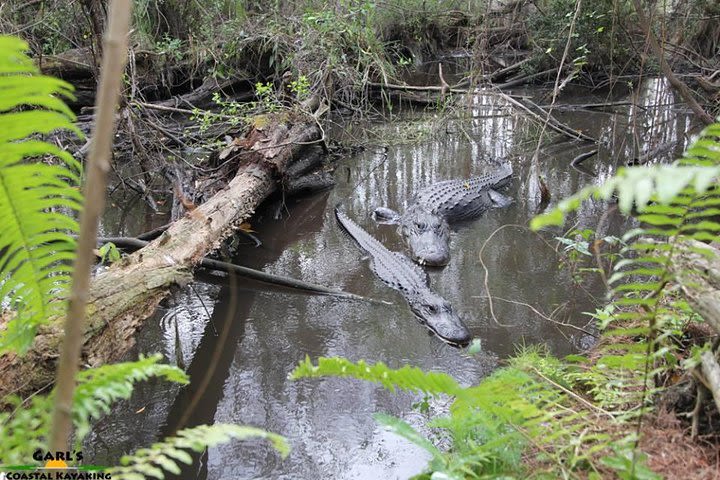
<box><xmin>87</xmin><ymin>78</ymin><xmax>694</xmax><ymax>479</ymax></box>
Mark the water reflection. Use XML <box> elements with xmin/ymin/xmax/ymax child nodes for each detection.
<box><xmin>89</xmin><ymin>78</ymin><xmax>696</xmax><ymax>479</ymax></box>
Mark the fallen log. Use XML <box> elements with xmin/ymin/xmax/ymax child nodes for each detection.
<box><xmin>0</xmin><ymin>97</ymin><xmax>327</xmax><ymax>399</ymax></box>
<box><xmin>154</xmin><ymin>76</ymin><xmax>252</xmax><ymax>109</ymax></box>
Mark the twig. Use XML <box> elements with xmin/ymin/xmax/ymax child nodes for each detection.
<box><xmin>471</xmin><ymin>294</ymin><xmax>597</xmax><ymax>337</ymax></box>
<box><xmin>367</xmin><ymin>81</ymin><xmax>470</xmax><ymax>95</ymax></box>
<box><xmin>529</xmin><ymin>366</ymin><xmax>616</xmax><ymax>420</ymax></box>
<box><xmin>478</xmin><ymin>224</ymin><xmax>557</xmax><ymax>328</ymax></box>
<box><xmin>132</xmin><ymin>100</ymin><xmax>237</xmax><ymax>120</ymax></box>
<box><xmin>691</xmin><ymin>383</ymin><xmax>705</xmax><ymax>439</ymax></box>
<box><xmin>497</xmin><ymin>91</ymin><xmax>597</xmax><ymax>143</ymax></box>
<box><xmin>497</xmin><ymin>68</ymin><xmax>556</xmax><ymax>89</ymax></box>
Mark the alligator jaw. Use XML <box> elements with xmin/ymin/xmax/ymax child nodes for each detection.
<box><xmin>420</xmin><ymin>317</ymin><xmax>472</xmax><ymax>347</ymax></box>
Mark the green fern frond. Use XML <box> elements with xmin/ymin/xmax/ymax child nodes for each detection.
<box><xmin>0</xmin><ymin>35</ymin><xmax>83</xmax><ymax>353</ymax></box>
<box><xmin>73</xmin><ymin>354</ymin><xmax>189</xmax><ymax>442</ymax></box>
<box><xmin>531</xmin><ymin>165</ymin><xmax>720</xmax><ymax>230</ymax></box>
<box><xmin>0</xmin><ymin>355</ymin><xmax>188</xmax><ymax>465</ymax></box>
<box><xmin>290</xmin><ymin>355</ymin><xmax>463</xmax><ymax>396</ymax></box>
<box><xmin>107</xmin><ymin>424</ymin><xmax>289</xmax><ymax>480</ymax></box>
<box><xmin>532</xmin><ymin>122</ymin><xmax>720</xmax><ymax>230</ymax></box>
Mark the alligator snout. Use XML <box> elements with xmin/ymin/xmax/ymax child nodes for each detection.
<box><xmin>430</xmin><ymin>317</ymin><xmax>472</xmax><ymax>346</ymax></box>
<box><xmin>409</xmin><ymin>293</ymin><xmax>472</xmax><ymax>346</ymax></box>
<box><xmin>409</xmin><ymin>237</ymin><xmax>451</xmax><ymax>266</ymax></box>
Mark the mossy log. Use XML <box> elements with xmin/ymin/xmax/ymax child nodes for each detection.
<box><xmin>0</xmin><ymin>99</ymin><xmax>322</xmax><ymax>399</ymax></box>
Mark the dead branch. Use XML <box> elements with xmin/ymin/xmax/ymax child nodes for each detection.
<box><xmin>632</xmin><ymin>0</ymin><xmax>714</xmax><ymax>125</ymax></box>
<box><xmin>699</xmin><ymin>351</ymin><xmax>720</xmax><ymax>413</ymax></box>
<box><xmin>96</xmin><ymin>236</ymin><xmax>375</xmax><ymax>302</ymax></box>
<box><xmin>496</xmin><ymin>91</ymin><xmax>598</xmax><ymax>143</ymax></box>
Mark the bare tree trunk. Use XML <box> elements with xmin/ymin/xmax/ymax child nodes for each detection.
<box><xmin>49</xmin><ymin>0</ymin><xmax>132</xmax><ymax>452</ymax></box>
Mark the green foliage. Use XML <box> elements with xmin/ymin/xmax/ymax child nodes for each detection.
<box><xmin>155</xmin><ymin>34</ymin><xmax>184</xmax><ymax>62</ymax></box>
<box><xmin>254</xmin><ymin>81</ymin><xmax>282</xmax><ymax>112</ymax></box>
<box><xmin>291</xmin><ymin>355</ymin><xmax>463</xmax><ymax>395</ymax></box>
<box><xmin>600</xmin><ymin>448</ymin><xmax>661</xmax><ymax>480</ymax></box>
<box><xmin>0</xmin><ymin>35</ymin><xmax>286</xmax><ymax>480</ymax></box>
<box><xmin>289</xmin><ymin>75</ymin><xmax>311</xmax><ymax>100</ymax></box>
<box><xmin>528</xmin><ymin>0</ymin><xmax>634</xmax><ymax>73</ymax></box>
<box><xmin>98</xmin><ymin>242</ymin><xmax>121</xmax><ymax>264</ymax></box>
<box><xmin>107</xmin><ymin>424</ymin><xmax>289</xmax><ymax>480</ymax></box>
<box><xmin>72</xmin><ymin>354</ymin><xmax>189</xmax><ymax>442</ymax></box>
<box><xmin>0</xmin><ymin>35</ymin><xmax>83</xmax><ymax>354</ymax></box>
<box><xmin>0</xmin><ymin>356</ymin><xmax>188</xmax><ymax>465</ymax></box>
<box><xmin>0</xmin><ymin>394</ymin><xmax>53</xmax><ymax>465</ymax></box>
<box><xmin>292</xmin><ymin>351</ymin><xmax>635</xmax><ymax>478</ymax></box>
<box><xmin>527</xmin><ymin>122</ymin><xmax>720</xmax><ymax>469</ymax></box>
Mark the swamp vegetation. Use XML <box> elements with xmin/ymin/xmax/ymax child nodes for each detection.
<box><xmin>1</xmin><ymin>0</ymin><xmax>720</xmax><ymax>478</ymax></box>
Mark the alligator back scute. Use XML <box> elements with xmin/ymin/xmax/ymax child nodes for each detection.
<box><xmin>415</xmin><ymin>164</ymin><xmax>513</xmax><ymax>219</ymax></box>
<box><xmin>335</xmin><ymin>209</ymin><xmax>427</xmax><ymax>294</ymax></box>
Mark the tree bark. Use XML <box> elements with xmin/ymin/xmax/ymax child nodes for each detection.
<box><xmin>0</xmin><ymin>102</ymin><xmax>323</xmax><ymax>400</ymax></box>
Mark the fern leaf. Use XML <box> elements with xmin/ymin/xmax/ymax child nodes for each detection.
<box><xmin>108</xmin><ymin>424</ymin><xmax>289</xmax><ymax>480</ymax></box>
<box><xmin>0</xmin><ymin>35</ymin><xmax>82</xmax><ymax>353</ymax></box>
<box><xmin>72</xmin><ymin>354</ymin><xmax>189</xmax><ymax>442</ymax></box>
<box><xmin>290</xmin><ymin>356</ymin><xmax>464</xmax><ymax>396</ymax></box>
<box><xmin>374</xmin><ymin>413</ymin><xmax>445</xmax><ymax>462</ymax></box>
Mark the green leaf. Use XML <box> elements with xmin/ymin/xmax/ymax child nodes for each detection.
<box><xmin>108</xmin><ymin>424</ymin><xmax>288</xmax><ymax>480</ymax></box>
<box><xmin>374</xmin><ymin>413</ymin><xmax>444</xmax><ymax>460</ymax></box>
<box><xmin>290</xmin><ymin>356</ymin><xmax>463</xmax><ymax>396</ymax></box>
<box><xmin>0</xmin><ymin>35</ymin><xmax>82</xmax><ymax>354</ymax></box>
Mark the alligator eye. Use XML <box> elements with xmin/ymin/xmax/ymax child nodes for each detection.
<box><xmin>426</xmin><ymin>305</ymin><xmax>438</xmax><ymax>314</ymax></box>
<box><xmin>416</xmin><ymin>222</ymin><xmax>427</xmax><ymax>230</ymax></box>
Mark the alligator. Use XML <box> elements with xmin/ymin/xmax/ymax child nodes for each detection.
<box><xmin>374</xmin><ymin>164</ymin><xmax>513</xmax><ymax>266</ymax></box>
<box><xmin>335</xmin><ymin>208</ymin><xmax>471</xmax><ymax>346</ymax></box>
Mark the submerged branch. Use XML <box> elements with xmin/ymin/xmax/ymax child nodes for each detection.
<box><xmin>96</xmin><ymin>237</ymin><xmax>382</xmax><ymax>304</ymax></box>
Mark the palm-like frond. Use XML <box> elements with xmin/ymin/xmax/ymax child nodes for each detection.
<box><xmin>531</xmin><ymin>123</ymin><xmax>720</xmax><ymax>423</ymax></box>
<box><xmin>0</xmin><ymin>35</ymin><xmax>83</xmax><ymax>353</ymax></box>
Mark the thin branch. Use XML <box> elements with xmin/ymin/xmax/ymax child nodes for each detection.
<box><xmin>95</xmin><ymin>237</ymin><xmax>384</xmax><ymax>303</ymax></box>
<box><xmin>49</xmin><ymin>0</ymin><xmax>133</xmax><ymax>451</ymax></box>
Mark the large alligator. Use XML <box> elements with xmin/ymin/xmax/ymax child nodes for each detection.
<box><xmin>374</xmin><ymin>164</ymin><xmax>513</xmax><ymax>266</ymax></box>
<box><xmin>335</xmin><ymin>208</ymin><xmax>471</xmax><ymax>346</ymax></box>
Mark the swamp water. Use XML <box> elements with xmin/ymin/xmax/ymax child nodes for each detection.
<box><xmin>88</xmin><ymin>79</ymin><xmax>693</xmax><ymax>479</ymax></box>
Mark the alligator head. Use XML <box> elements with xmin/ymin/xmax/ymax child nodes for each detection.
<box><xmin>399</xmin><ymin>204</ymin><xmax>451</xmax><ymax>266</ymax></box>
<box><xmin>374</xmin><ymin>204</ymin><xmax>451</xmax><ymax>266</ymax></box>
<box><xmin>407</xmin><ymin>290</ymin><xmax>471</xmax><ymax>346</ymax></box>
